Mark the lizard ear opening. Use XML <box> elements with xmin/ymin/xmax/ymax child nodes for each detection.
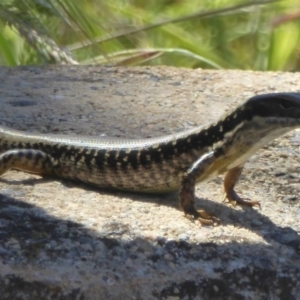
<box><xmin>279</xmin><ymin>100</ymin><xmax>294</xmax><ymax>110</ymax></box>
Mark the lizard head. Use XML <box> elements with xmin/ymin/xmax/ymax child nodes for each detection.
<box><xmin>245</xmin><ymin>93</ymin><xmax>300</xmax><ymax>123</ymax></box>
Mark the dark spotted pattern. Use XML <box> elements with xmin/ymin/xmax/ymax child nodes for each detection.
<box><xmin>1</xmin><ymin>92</ymin><xmax>300</xmax><ymax>194</ymax></box>
<box><xmin>92</xmin><ymin>149</ymin><xmax>105</xmax><ymax>169</ymax></box>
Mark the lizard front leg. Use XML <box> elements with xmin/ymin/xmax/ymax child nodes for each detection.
<box><xmin>179</xmin><ymin>152</ymin><xmax>220</xmax><ymax>226</ymax></box>
<box><xmin>224</xmin><ymin>165</ymin><xmax>260</xmax><ymax>208</ymax></box>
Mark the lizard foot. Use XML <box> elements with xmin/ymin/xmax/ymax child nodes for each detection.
<box><xmin>184</xmin><ymin>207</ymin><xmax>220</xmax><ymax>226</ymax></box>
<box><xmin>223</xmin><ymin>189</ymin><xmax>261</xmax><ymax>209</ymax></box>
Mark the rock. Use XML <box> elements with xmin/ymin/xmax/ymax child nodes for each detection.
<box><xmin>0</xmin><ymin>66</ymin><xmax>300</xmax><ymax>299</ymax></box>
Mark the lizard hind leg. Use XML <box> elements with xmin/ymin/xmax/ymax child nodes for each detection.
<box><xmin>0</xmin><ymin>149</ymin><xmax>54</xmax><ymax>176</ymax></box>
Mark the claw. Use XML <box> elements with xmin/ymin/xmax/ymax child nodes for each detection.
<box><xmin>225</xmin><ymin>189</ymin><xmax>261</xmax><ymax>209</ymax></box>
<box><xmin>184</xmin><ymin>209</ymin><xmax>220</xmax><ymax>226</ymax></box>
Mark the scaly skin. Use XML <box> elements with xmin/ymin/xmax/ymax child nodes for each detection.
<box><xmin>1</xmin><ymin>93</ymin><xmax>300</xmax><ymax>225</ymax></box>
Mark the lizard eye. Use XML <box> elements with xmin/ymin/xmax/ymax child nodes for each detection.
<box><xmin>279</xmin><ymin>100</ymin><xmax>293</xmax><ymax>110</ymax></box>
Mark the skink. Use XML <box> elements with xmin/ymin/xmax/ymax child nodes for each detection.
<box><xmin>1</xmin><ymin>93</ymin><xmax>300</xmax><ymax>225</ymax></box>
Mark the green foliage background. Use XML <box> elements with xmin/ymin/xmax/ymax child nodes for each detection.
<box><xmin>0</xmin><ymin>0</ymin><xmax>299</xmax><ymax>70</ymax></box>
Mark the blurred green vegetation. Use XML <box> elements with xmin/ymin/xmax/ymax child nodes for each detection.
<box><xmin>0</xmin><ymin>0</ymin><xmax>299</xmax><ymax>70</ymax></box>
